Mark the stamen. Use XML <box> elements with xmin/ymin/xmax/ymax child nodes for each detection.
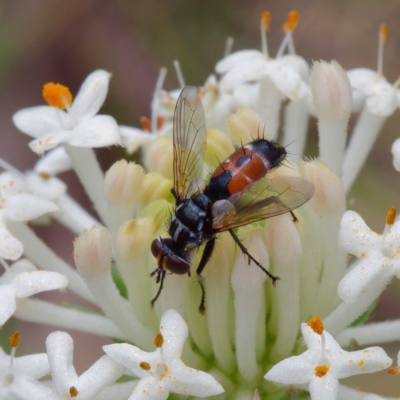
<box><xmin>314</xmin><ymin>365</ymin><xmax>330</xmax><ymax>377</ymax></box>
<box><xmin>69</xmin><ymin>386</ymin><xmax>79</xmax><ymax>397</ymax></box>
<box><xmin>276</xmin><ymin>10</ymin><xmax>300</xmax><ymax>57</ymax></box>
<box><xmin>9</xmin><ymin>331</ymin><xmax>20</xmax><ymax>369</ymax></box>
<box><xmin>154</xmin><ymin>332</ymin><xmax>164</xmax><ymax>348</ymax></box>
<box><xmin>140</xmin><ymin>361</ymin><xmax>151</xmax><ymax>370</ymax></box>
<box><xmin>307</xmin><ymin>316</ymin><xmax>324</xmax><ymax>335</ymax></box>
<box><xmin>173</xmin><ymin>60</ymin><xmax>186</xmax><ymax>89</ymax></box>
<box><xmin>151</xmin><ymin>67</ymin><xmax>167</xmax><ymax>135</ymax></box>
<box><xmin>388</xmin><ymin>366</ymin><xmax>400</xmax><ymax>375</ymax></box>
<box><xmin>140</xmin><ymin>116</ymin><xmax>151</xmax><ymax>132</ymax></box>
<box><xmin>260</xmin><ymin>11</ymin><xmax>271</xmax><ymax>57</ymax></box>
<box><xmin>223</xmin><ymin>36</ymin><xmax>234</xmax><ymax>58</ymax></box>
<box><xmin>382</xmin><ymin>207</ymin><xmax>396</xmax><ymax>252</ymax></box>
<box><xmin>42</xmin><ymin>83</ymin><xmax>73</xmax><ymax>110</ymax></box>
<box><xmin>156</xmin><ymin>116</ymin><xmax>165</xmax><ymax>130</ymax></box>
<box><xmin>377</xmin><ymin>24</ymin><xmax>388</xmax><ymax>75</ymax></box>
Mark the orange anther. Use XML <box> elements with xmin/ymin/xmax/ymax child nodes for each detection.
<box><xmin>380</xmin><ymin>24</ymin><xmax>389</xmax><ymax>46</ymax></box>
<box><xmin>388</xmin><ymin>366</ymin><xmax>400</xmax><ymax>375</ymax></box>
<box><xmin>157</xmin><ymin>116</ymin><xmax>165</xmax><ymax>130</ymax></box>
<box><xmin>9</xmin><ymin>331</ymin><xmax>20</xmax><ymax>348</ymax></box>
<box><xmin>260</xmin><ymin>11</ymin><xmax>271</xmax><ymax>32</ymax></box>
<box><xmin>39</xmin><ymin>172</ymin><xmax>51</xmax><ymax>180</ymax></box>
<box><xmin>307</xmin><ymin>316</ymin><xmax>324</xmax><ymax>335</ymax></box>
<box><xmin>140</xmin><ymin>361</ymin><xmax>151</xmax><ymax>370</ymax></box>
<box><xmin>314</xmin><ymin>365</ymin><xmax>329</xmax><ymax>377</ymax></box>
<box><xmin>283</xmin><ymin>10</ymin><xmax>300</xmax><ymax>32</ymax></box>
<box><xmin>42</xmin><ymin>83</ymin><xmax>73</xmax><ymax>109</ymax></box>
<box><xmin>386</xmin><ymin>206</ymin><xmax>396</xmax><ymax>225</ymax></box>
<box><xmin>140</xmin><ymin>116</ymin><xmax>151</xmax><ymax>132</ymax></box>
<box><xmin>69</xmin><ymin>386</ymin><xmax>79</xmax><ymax>397</ymax></box>
<box><xmin>153</xmin><ymin>332</ymin><xmax>164</xmax><ymax>348</ymax></box>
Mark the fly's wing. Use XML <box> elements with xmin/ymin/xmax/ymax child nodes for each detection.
<box><xmin>173</xmin><ymin>86</ymin><xmax>207</xmax><ymax>202</ymax></box>
<box><xmin>212</xmin><ymin>176</ymin><xmax>314</xmax><ymax>231</ymax></box>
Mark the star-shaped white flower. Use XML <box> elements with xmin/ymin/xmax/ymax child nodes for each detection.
<box><xmin>0</xmin><ymin>172</ymin><xmax>59</xmax><ymax>260</ymax></box>
<box><xmin>264</xmin><ymin>319</ymin><xmax>392</xmax><ymax>400</ymax></box>
<box><xmin>0</xmin><ymin>343</ymin><xmax>52</xmax><ymax>400</ymax></box>
<box><xmin>347</xmin><ymin>68</ymin><xmax>397</xmax><ymax>116</ymax></box>
<box><xmin>338</xmin><ymin>209</ymin><xmax>400</xmax><ymax>303</ymax></box>
<box><xmin>216</xmin><ymin>51</ymin><xmax>309</xmax><ymax>102</ymax></box>
<box><xmin>0</xmin><ymin>258</ymin><xmax>68</xmax><ymax>326</ymax></box>
<box><xmin>44</xmin><ymin>331</ymin><xmax>125</xmax><ymax>400</ymax></box>
<box><xmin>103</xmin><ymin>309</ymin><xmax>224</xmax><ymax>400</ymax></box>
<box><xmin>12</xmin><ymin>70</ymin><xmax>121</xmax><ymax>155</ymax></box>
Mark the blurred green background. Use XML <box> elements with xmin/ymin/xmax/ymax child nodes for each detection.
<box><xmin>1</xmin><ymin>0</ymin><xmax>400</xmax><ymax>385</ymax></box>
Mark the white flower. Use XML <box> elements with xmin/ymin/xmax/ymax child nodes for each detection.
<box><xmin>0</xmin><ymin>342</ymin><xmax>51</xmax><ymax>400</ymax></box>
<box><xmin>44</xmin><ymin>331</ymin><xmax>124</xmax><ymax>400</ymax></box>
<box><xmin>34</xmin><ymin>147</ymin><xmax>72</xmax><ymax>176</ymax></box>
<box><xmin>338</xmin><ymin>209</ymin><xmax>400</xmax><ymax>303</ymax></box>
<box><xmin>391</xmin><ymin>138</ymin><xmax>400</xmax><ymax>172</ymax></box>
<box><xmin>0</xmin><ymin>172</ymin><xmax>59</xmax><ymax>260</ymax></box>
<box><xmin>264</xmin><ymin>319</ymin><xmax>392</xmax><ymax>400</ymax></box>
<box><xmin>103</xmin><ymin>309</ymin><xmax>224</xmax><ymax>400</ymax></box>
<box><xmin>0</xmin><ymin>258</ymin><xmax>68</xmax><ymax>326</ymax></box>
<box><xmin>12</xmin><ymin>70</ymin><xmax>121</xmax><ymax>155</ymax></box>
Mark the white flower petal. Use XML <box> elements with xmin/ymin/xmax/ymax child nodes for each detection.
<box><xmin>70</xmin><ymin>70</ymin><xmax>111</xmax><ymax>122</ymax></box>
<box><xmin>160</xmin><ymin>309</ymin><xmax>187</xmax><ymax>364</ymax></box>
<box><xmin>309</xmin><ymin>373</ymin><xmax>338</xmax><ymax>400</ymax></box>
<box><xmin>366</xmin><ymin>81</ymin><xmax>397</xmax><ymax>116</ymax></box>
<box><xmin>29</xmin><ymin>132</ymin><xmax>70</xmax><ymax>155</ymax></box>
<box><xmin>46</xmin><ymin>331</ymin><xmax>79</xmax><ymax>393</ymax></box>
<box><xmin>14</xmin><ymin>353</ymin><xmax>50</xmax><ymax>379</ymax></box>
<box><xmin>337</xmin><ymin>255</ymin><xmax>393</xmax><ymax>303</ymax></box>
<box><xmin>0</xmin><ymin>172</ymin><xmax>24</xmax><ymax>197</ymax></box>
<box><xmin>8</xmin><ymin>376</ymin><xmax>52</xmax><ymax>400</ymax></box>
<box><xmin>11</xmin><ymin>270</ymin><xmax>68</xmax><ymax>298</ymax></box>
<box><xmin>166</xmin><ymin>363</ymin><xmax>224</xmax><ymax>397</ymax></box>
<box><xmin>339</xmin><ymin>211</ymin><xmax>380</xmax><ymax>257</ymax></box>
<box><xmin>119</xmin><ymin>125</ymin><xmax>154</xmax><ymax>154</ymax></box>
<box><xmin>215</xmin><ymin>50</ymin><xmax>264</xmax><ymax>74</ymax></box>
<box><xmin>219</xmin><ymin>58</ymin><xmax>270</xmax><ymax>93</ymax></box>
<box><xmin>34</xmin><ymin>147</ymin><xmax>72</xmax><ymax>176</ymax></box>
<box><xmin>103</xmin><ymin>343</ymin><xmax>161</xmax><ymax>379</ymax></box>
<box><xmin>332</xmin><ymin>346</ymin><xmax>392</xmax><ymax>378</ymax></box>
<box><xmin>12</xmin><ymin>106</ymin><xmax>67</xmax><ymax>138</ymax></box>
<box><xmin>391</xmin><ymin>138</ymin><xmax>400</xmax><ymax>172</ymax></box>
<box><xmin>0</xmin><ymin>222</ymin><xmax>23</xmax><ymax>260</ymax></box>
<box><xmin>0</xmin><ymin>284</ymin><xmax>16</xmax><ymax>325</ymax></box>
<box><xmin>347</xmin><ymin>68</ymin><xmax>380</xmax><ymax>95</ymax></box>
<box><xmin>4</xmin><ymin>193</ymin><xmax>59</xmax><ymax>221</ymax></box>
<box><xmin>131</xmin><ymin>378</ymin><xmax>169</xmax><ymax>400</ymax></box>
<box><xmin>25</xmin><ymin>172</ymin><xmax>67</xmax><ymax>201</ymax></box>
<box><xmin>68</xmin><ymin>115</ymin><xmax>121</xmax><ymax>147</ymax></box>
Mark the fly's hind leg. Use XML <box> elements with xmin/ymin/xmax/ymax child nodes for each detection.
<box><xmin>150</xmin><ymin>267</ymin><xmax>166</xmax><ymax>308</ymax></box>
<box><xmin>228</xmin><ymin>229</ymin><xmax>280</xmax><ymax>285</ymax></box>
<box><xmin>196</xmin><ymin>237</ymin><xmax>216</xmax><ymax>315</ymax></box>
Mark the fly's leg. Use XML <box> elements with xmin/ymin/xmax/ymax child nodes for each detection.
<box><xmin>150</xmin><ymin>268</ymin><xmax>166</xmax><ymax>308</ymax></box>
<box><xmin>290</xmin><ymin>210</ymin><xmax>298</xmax><ymax>222</ymax></box>
<box><xmin>228</xmin><ymin>229</ymin><xmax>280</xmax><ymax>285</ymax></box>
<box><xmin>196</xmin><ymin>237</ymin><xmax>216</xmax><ymax>315</ymax></box>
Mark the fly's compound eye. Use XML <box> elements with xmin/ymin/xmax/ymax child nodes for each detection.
<box><xmin>151</xmin><ymin>239</ymin><xmax>162</xmax><ymax>258</ymax></box>
<box><xmin>165</xmin><ymin>255</ymin><xmax>190</xmax><ymax>275</ymax></box>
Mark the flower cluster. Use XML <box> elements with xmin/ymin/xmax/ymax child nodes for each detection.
<box><xmin>1</xmin><ymin>10</ymin><xmax>400</xmax><ymax>400</ymax></box>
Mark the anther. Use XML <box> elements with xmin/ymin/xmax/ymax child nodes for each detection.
<box><xmin>388</xmin><ymin>366</ymin><xmax>400</xmax><ymax>375</ymax></box>
<box><xmin>283</xmin><ymin>10</ymin><xmax>300</xmax><ymax>32</ymax></box>
<box><xmin>9</xmin><ymin>331</ymin><xmax>20</xmax><ymax>348</ymax></box>
<box><xmin>377</xmin><ymin>23</ymin><xmax>388</xmax><ymax>75</ymax></box>
<box><xmin>140</xmin><ymin>361</ymin><xmax>151</xmax><ymax>370</ymax></box>
<box><xmin>386</xmin><ymin>206</ymin><xmax>396</xmax><ymax>225</ymax></box>
<box><xmin>140</xmin><ymin>117</ymin><xmax>151</xmax><ymax>132</ymax></box>
<box><xmin>307</xmin><ymin>316</ymin><xmax>324</xmax><ymax>335</ymax></box>
<box><xmin>314</xmin><ymin>365</ymin><xmax>329</xmax><ymax>377</ymax></box>
<box><xmin>260</xmin><ymin>11</ymin><xmax>271</xmax><ymax>57</ymax></box>
<box><xmin>42</xmin><ymin>83</ymin><xmax>73</xmax><ymax>110</ymax></box>
<box><xmin>69</xmin><ymin>386</ymin><xmax>79</xmax><ymax>397</ymax></box>
<box><xmin>153</xmin><ymin>332</ymin><xmax>164</xmax><ymax>348</ymax></box>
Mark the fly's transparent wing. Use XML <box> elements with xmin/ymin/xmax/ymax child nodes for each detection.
<box><xmin>173</xmin><ymin>86</ymin><xmax>207</xmax><ymax>202</ymax></box>
<box><xmin>212</xmin><ymin>176</ymin><xmax>314</xmax><ymax>231</ymax></box>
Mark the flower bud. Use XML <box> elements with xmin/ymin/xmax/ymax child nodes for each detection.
<box><xmin>205</xmin><ymin>129</ymin><xmax>234</xmax><ymax>169</ymax></box>
<box><xmin>144</xmin><ymin>136</ymin><xmax>173</xmax><ymax>179</ymax></box>
<box><xmin>74</xmin><ymin>226</ymin><xmax>112</xmax><ymax>278</ymax></box>
<box><xmin>141</xmin><ymin>199</ymin><xmax>172</xmax><ymax>230</ymax></box>
<box><xmin>139</xmin><ymin>172</ymin><xmax>173</xmax><ymax>205</ymax></box>
<box><xmin>104</xmin><ymin>160</ymin><xmax>145</xmax><ymax>206</ymax></box>
<box><xmin>115</xmin><ymin>217</ymin><xmax>156</xmax><ymax>260</ymax></box>
<box><xmin>227</xmin><ymin>107</ymin><xmax>265</xmax><ymax>146</ymax></box>
<box><xmin>299</xmin><ymin>160</ymin><xmax>345</xmax><ymax>214</ymax></box>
